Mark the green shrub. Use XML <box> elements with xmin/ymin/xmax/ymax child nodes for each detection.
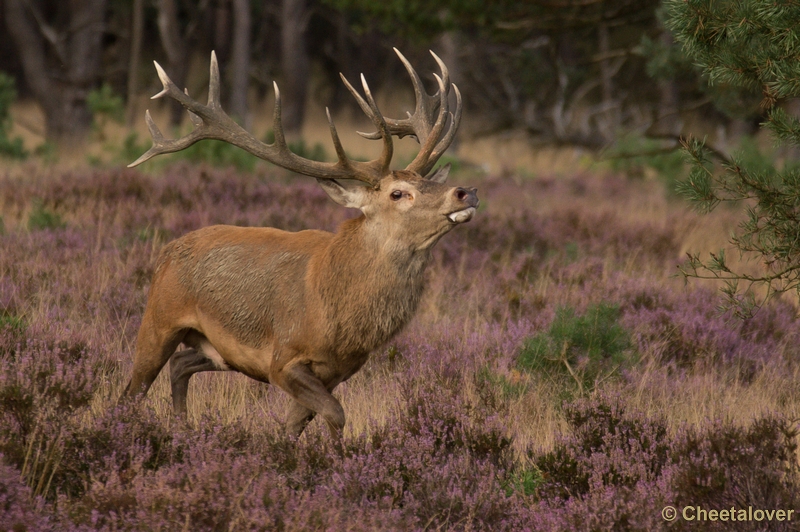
<box><xmin>263</xmin><ymin>130</ymin><xmax>332</xmax><ymax>164</ymax></box>
<box><xmin>174</xmin><ymin>139</ymin><xmax>258</xmax><ymax>171</ymax></box>
<box><xmin>0</xmin><ymin>72</ymin><xmax>27</xmax><ymax>160</ymax></box>
<box><xmin>605</xmin><ymin>133</ymin><xmax>686</xmax><ymax>190</ymax></box>
<box><xmin>0</xmin><ymin>312</ymin><xmax>26</xmax><ymax>356</ymax></box>
<box><xmin>517</xmin><ymin>303</ymin><xmax>632</xmax><ymax>394</ymax></box>
<box><xmin>87</xmin><ymin>83</ymin><xmax>124</xmax><ymax>131</ymax></box>
<box><xmin>117</xmin><ymin>131</ymin><xmax>151</xmax><ymax>165</ymax></box>
<box><xmin>34</xmin><ymin>140</ymin><xmax>57</xmax><ymax>163</ymax></box>
<box><xmin>504</xmin><ymin>466</ymin><xmax>543</xmax><ymax>497</ymax></box>
<box><xmin>0</xmin><ymin>312</ymin><xmax>25</xmax><ymax>332</ymax></box>
<box><xmin>475</xmin><ymin>366</ymin><xmax>527</xmax><ymax>402</ymax></box>
<box><xmin>27</xmin><ymin>202</ymin><xmax>65</xmax><ymax>231</ymax></box>
<box><xmin>287</xmin><ymin>139</ymin><xmax>327</xmax><ymax>162</ymax></box>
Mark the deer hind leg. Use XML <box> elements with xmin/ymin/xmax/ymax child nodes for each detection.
<box><xmin>170</xmin><ymin>330</ymin><xmax>231</xmax><ymax>416</ymax></box>
<box><xmin>169</xmin><ymin>348</ymin><xmax>220</xmax><ymax>416</ymax></box>
<box><xmin>123</xmin><ymin>321</ymin><xmax>186</xmax><ymax>400</ymax></box>
<box><xmin>277</xmin><ymin>362</ymin><xmax>345</xmax><ymax>438</ymax></box>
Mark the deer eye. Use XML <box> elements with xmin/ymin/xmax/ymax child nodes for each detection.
<box><xmin>390</xmin><ymin>190</ymin><xmax>404</xmax><ymax>201</ymax></box>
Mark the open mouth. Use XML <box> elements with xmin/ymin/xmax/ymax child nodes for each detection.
<box><xmin>447</xmin><ymin>207</ymin><xmax>476</xmax><ymax>223</ymax></box>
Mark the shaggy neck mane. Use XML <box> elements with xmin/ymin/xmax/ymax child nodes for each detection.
<box><xmin>315</xmin><ymin>215</ymin><xmax>431</xmax><ymax>353</ymax></box>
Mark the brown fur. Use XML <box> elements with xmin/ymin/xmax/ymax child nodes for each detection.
<box><xmin>122</xmin><ymin>170</ymin><xmax>479</xmax><ymax>437</ymax></box>
<box><xmin>123</xmin><ymin>50</ymin><xmax>474</xmax><ymax>438</ymax></box>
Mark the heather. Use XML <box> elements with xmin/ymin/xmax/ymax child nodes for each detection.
<box><xmin>2</xmin><ymin>164</ymin><xmax>800</xmax><ymax>530</ymax></box>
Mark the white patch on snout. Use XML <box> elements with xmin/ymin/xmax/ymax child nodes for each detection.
<box><xmin>447</xmin><ymin>207</ymin><xmax>476</xmax><ymax>223</ymax></box>
<box><xmin>198</xmin><ymin>340</ymin><xmax>230</xmax><ymax>370</ymax></box>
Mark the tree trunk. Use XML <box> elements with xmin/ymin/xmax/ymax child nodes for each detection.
<box><xmin>598</xmin><ymin>23</ymin><xmax>613</xmax><ymax>106</ymax></box>
<box><xmin>214</xmin><ymin>0</ymin><xmax>232</xmax><ymax>62</ymax></box>
<box><xmin>157</xmin><ymin>0</ymin><xmax>190</xmax><ymax>126</ymax></box>
<box><xmin>228</xmin><ymin>0</ymin><xmax>251</xmax><ymax>126</ymax></box>
<box><xmin>332</xmin><ymin>10</ymin><xmax>352</xmax><ymax>110</ymax></box>
<box><xmin>437</xmin><ymin>32</ymin><xmax>461</xmax><ymax>151</ymax></box>
<box><xmin>653</xmin><ymin>30</ymin><xmax>681</xmax><ymax>137</ymax></box>
<box><xmin>4</xmin><ymin>0</ymin><xmax>106</xmax><ymax>144</ymax></box>
<box><xmin>127</xmin><ymin>0</ymin><xmax>145</xmax><ymax>126</ymax></box>
<box><xmin>281</xmin><ymin>0</ymin><xmax>309</xmax><ymax>138</ymax></box>
<box><xmin>596</xmin><ymin>22</ymin><xmax>619</xmax><ymax>141</ymax></box>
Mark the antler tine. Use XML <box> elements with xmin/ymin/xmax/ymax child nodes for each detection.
<box><xmin>186</xmin><ymin>88</ymin><xmax>203</xmax><ymax>128</ymax></box>
<box><xmin>358</xmin><ymin>74</ymin><xmax>393</xmax><ymax>177</ymax></box>
<box><xmin>421</xmin><ymin>84</ymin><xmax>462</xmax><ymax>176</ymax></box>
<box><xmin>355</xmin><ymin>49</ymin><xmax>461</xmax><ymax>177</ymax></box>
<box><xmin>325</xmin><ymin>107</ymin><xmax>349</xmax><ymax>165</ymax></box>
<box><xmin>395</xmin><ymin>49</ymin><xmax>434</xmax><ymax>130</ymax></box>
<box><xmin>339</xmin><ymin>73</ymin><xmax>372</xmax><ymax>123</ymax></box>
<box><xmin>128</xmin><ymin>110</ymin><xmax>165</xmax><ymax>167</ymax></box>
<box><xmin>129</xmin><ymin>52</ymin><xmax>386</xmax><ymax>187</ymax></box>
<box><xmin>404</xmin><ymin>73</ymin><xmax>451</xmax><ymax>175</ymax></box>
<box><xmin>429</xmin><ymin>51</ymin><xmax>450</xmax><ymax>98</ymax></box>
<box><xmin>208</xmin><ymin>51</ymin><xmax>222</xmax><ymax>109</ymax></box>
<box><xmin>152</xmin><ymin>61</ymin><xmax>172</xmax><ymax>99</ymax></box>
<box><xmin>271</xmin><ymin>81</ymin><xmax>287</xmax><ymax>149</ymax></box>
<box><xmin>128</xmin><ymin>56</ymin><xmax>244</xmax><ymax>167</ymax></box>
<box><xmin>335</xmin><ymin>72</ymin><xmax>394</xmax><ymax>180</ymax></box>
<box><xmin>357</xmin><ymin>48</ymin><xmax>437</xmax><ymax>141</ymax></box>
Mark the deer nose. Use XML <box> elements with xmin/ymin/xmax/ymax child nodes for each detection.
<box><xmin>454</xmin><ymin>187</ymin><xmax>479</xmax><ymax>207</ymax></box>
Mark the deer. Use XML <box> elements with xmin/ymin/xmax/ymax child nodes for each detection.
<box><xmin>122</xmin><ymin>49</ymin><xmax>478</xmax><ymax>438</ymax></box>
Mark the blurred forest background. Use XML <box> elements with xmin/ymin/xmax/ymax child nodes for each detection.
<box><xmin>0</xmin><ymin>0</ymin><xmax>779</xmax><ymax>170</ymax></box>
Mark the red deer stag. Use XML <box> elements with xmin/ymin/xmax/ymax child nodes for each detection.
<box><xmin>123</xmin><ymin>49</ymin><xmax>477</xmax><ymax>437</ymax></box>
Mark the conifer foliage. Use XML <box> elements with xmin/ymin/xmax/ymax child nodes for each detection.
<box><xmin>666</xmin><ymin>0</ymin><xmax>800</xmax><ymax>316</ymax></box>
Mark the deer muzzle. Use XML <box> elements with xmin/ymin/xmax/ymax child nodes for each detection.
<box><xmin>447</xmin><ymin>187</ymin><xmax>479</xmax><ymax>223</ymax></box>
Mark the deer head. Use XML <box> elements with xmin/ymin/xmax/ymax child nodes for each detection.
<box><xmin>123</xmin><ymin>50</ymin><xmax>477</xmax><ymax>439</ymax></box>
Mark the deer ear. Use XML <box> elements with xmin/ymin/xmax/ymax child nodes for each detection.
<box><xmin>316</xmin><ymin>179</ymin><xmax>368</xmax><ymax>209</ymax></box>
<box><xmin>426</xmin><ymin>163</ymin><xmax>451</xmax><ymax>184</ymax></box>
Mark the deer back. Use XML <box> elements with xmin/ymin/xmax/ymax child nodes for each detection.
<box><xmin>151</xmin><ymin>225</ymin><xmax>330</xmax><ymax>349</ymax></box>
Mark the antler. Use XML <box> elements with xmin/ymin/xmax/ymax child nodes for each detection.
<box><xmin>349</xmin><ymin>48</ymin><xmax>463</xmax><ymax>177</ymax></box>
<box><xmin>129</xmin><ymin>51</ymin><xmax>393</xmax><ymax>188</ymax></box>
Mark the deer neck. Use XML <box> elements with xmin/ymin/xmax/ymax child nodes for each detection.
<box><xmin>315</xmin><ymin>216</ymin><xmax>430</xmax><ymax>352</ymax></box>
<box><xmin>326</xmin><ymin>216</ymin><xmax>430</xmax><ymax>290</ymax></box>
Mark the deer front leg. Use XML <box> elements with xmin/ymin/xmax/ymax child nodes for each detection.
<box><xmin>169</xmin><ymin>347</ymin><xmax>222</xmax><ymax>416</ymax></box>
<box><xmin>286</xmin><ymin>399</ymin><xmax>317</xmax><ymax>437</ymax></box>
<box><xmin>276</xmin><ymin>361</ymin><xmax>345</xmax><ymax>438</ymax></box>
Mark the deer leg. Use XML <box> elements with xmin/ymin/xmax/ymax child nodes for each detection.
<box><xmin>277</xmin><ymin>362</ymin><xmax>345</xmax><ymax>438</ymax></box>
<box><xmin>123</xmin><ymin>319</ymin><xmax>185</xmax><ymax>399</ymax></box>
<box><xmin>169</xmin><ymin>348</ymin><xmax>221</xmax><ymax>416</ymax></box>
<box><xmin>286</xmin><ymin>399</ymin><xmax>317</xmax><ymax>437</ymax></box>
